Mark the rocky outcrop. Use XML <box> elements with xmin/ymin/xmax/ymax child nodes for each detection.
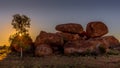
<box><xmin>64</xmin><ymin>40</ymin><xmax>106</xmax><ymax>55</ymax></box>
<box><xmin>33</xmin><ymin>22</ymin><xmax>120</xmax><ymax>56</ymax></box>
<box><xmin>56</xmin><ymin>32</ymin><xmax>82</xmax><ymax>42</ymax></box>
<box><xmin>34</xmin><ymin>31</ymin><xmax>64</xmax><ymax>55</ymax></box>
<box><xmin>101</xmin><ymin>36</ymin><xmax>120</xmax><ymax>48</ymax></box>
<box><xmin>35</xmin><ymin>31</ymin><xmax>64</xmax><ymax>47</ymax></box>
<box><xmin>86</xmin><ymin>21</ymin><xmax>108</xmax><ymax>38</ymax></box>
<box><xmin>55</xmin><ymin>23</ymin><xmax>84</xmax><ymax>34</ymax></box>
<box><xmin>35</xmin><ymin>44</ymin><xmax>53</xmax><ymax>56</ymax></box>
<box><xmin>87</xmin><ymin>36</ymin><xmax>120</xmax><ymax>49</ymax></box>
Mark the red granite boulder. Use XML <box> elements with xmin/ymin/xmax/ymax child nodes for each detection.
<box><xmin>86</xmin><ymin>21</ymin><xmax>108</xmax><ymax>38</ymax></box>
<box><xmin>64</xmin><ymin>36</ymin><xmax>117</xmax><ymax>54</ymax></box>
<box><xmin>64</xmin><ymin>39</ymin><xmax>107</xmax><ymax>55</ymax></box>
<box><xmin>35</xmin><ymin>44</ymin><xmax>53</xmax><ymax>56</ymax></box>
<box><xmin>88</xmin><ymin>36</ymin><xmax>120</xmax><ymax>49</ymax></box>
<box><xmin>101</xmin><ymin>36</ymin><xmax>120</xmax><ymax>49</ymax></box>
<box><xmin>34</xmin><ymin>31</ymin><xmax>64</xmax><ymax>47</ymax></box>
<box><xmin>55</xmin><ymin>23</ymin><xmax>84</xmax><ymax>34</ymax></box>
<box><xmin>56</xmin><ymin>32</ymin><xmax>82</xmax><ymax>42</ymax></box>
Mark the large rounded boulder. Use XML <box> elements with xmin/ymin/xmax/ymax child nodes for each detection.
<box><xmin>35</xmin><ymin>31</ymin><xmax>64</xmax><ymax>47</ymax></box>
<box><xmin>86</xmin><ymin>21</ymin><xmax>108</xmax><ymax>38</ymax></box>
<box><xmin>64</xmin><ymin>39</ymin><xmax>107</xmax><ymax>55</ymax></box>
<box><xmin>64</xmin><ymin>40</ymin><xmax>94</xmax><ymax>55</ymax></box>
<box><xmin>88</xmin><ymin>36</ymin><xmax>120</xmax><ymax>49</ymax></box>
<box><xmin>56</xmin><ymin>32</ymin><xmax>82</xmax><ymax>42</ymax></box>
<box><xmin>101</xmin><ymin>36</ymin><xmax>120</xmax><ymax>49</ymax></box>
<box><xmin>55</xmin><ymin>23</ymin><xmax>84</xmax><ymax>34</ymax></box>
<box><xmin>35</xmin><ymin>44</ymin><xmax>53</xmax><ymax>56</ymax></box>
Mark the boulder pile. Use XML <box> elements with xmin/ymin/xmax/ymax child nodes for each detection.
<box><xmin>34</xmin><ymin>21</ymin><xmax>120</xmax><ymax>56</ymax></box>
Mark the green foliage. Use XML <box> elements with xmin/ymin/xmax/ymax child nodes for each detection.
<box><xmin>11</xmin><ymin>14</ymin><xmax>30</xmax><ymax>34</ymax></box>
<box><xmin>9</xmin><ymin>33</ymin><xmax>19</xmax><ymax>43</ymax></box>
<box><xmin>10</xmin><ymin>33</ymin><xmax>32</xmax><ymax>51</ymax></box>
<box><xmin>0</xmin><ymin>46</ymin><xmax>11</xmax><ymax>60</ymax></box>
<box><xmin>98</xmin><ymin>45</ymin><xmax>106</xmax><ymax>54</ymax></box>
<box><xmin>9</xmin><ymin>14</ymin><xmax>32</xmax><ymax>53</ymax></box>
<box><xmin>9</xmin><ymin>14</ymin><xmax>31</xmax><ymax>43</ymax></box>
<box><xmin>84</xmin><ymin>49</ymin><xmax>91</xmax><ymax>56</ymax></box>
<box><xmin>107</xmin><ymin>49</ymin><xmax>120</xmax><ymax>55</ymax></box>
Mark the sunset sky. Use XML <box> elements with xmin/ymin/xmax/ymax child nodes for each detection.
<box><xmin>0</xmin><ymin>0</ymin><xmax>120</xmax><ymax>45</ymax></box>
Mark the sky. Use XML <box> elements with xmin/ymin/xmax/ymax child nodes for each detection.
<box><xmin>0</xmin><ymin>0</ymin><xmax>120</xmax><ymax>45</ymax></box>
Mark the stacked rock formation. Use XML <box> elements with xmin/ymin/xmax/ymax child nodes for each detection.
<box><xmin>34</xmin><ymin>31</ymin><xmax>64</xmax><ymax>56</ymax></box>
<box><xmin>56</xmin><ymin>23</ymin><xmax>85</xmax><ymax>41</ymax></box>
<box><xmin>35</xmin><ymin>21</ymin><xmax>120</xmax><ymax>56</ymax></box>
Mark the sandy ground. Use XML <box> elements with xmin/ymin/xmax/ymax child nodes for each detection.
<box><xmin>0</xmin><ymin>46</ymin><xmax>120</xmax><ymax>68</ymax></box>
<box><xmin>0</xmin><ymin>54</ymin><xmax>120</xmax><ymax>68</ymax></box>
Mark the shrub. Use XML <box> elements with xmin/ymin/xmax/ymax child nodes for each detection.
<box><xmin>107</xmin><ymin>49</ymin><xmax>120</xmax><ymax>55</ymax></box>
<box><xmin>10</xmin><ymin>33</ymin><xmax>33</xmax><ymax>52</ymax></box>
<box><xmin>98</xmin><ymin>45</ymin><xmax>106</xmax><ymax>54</ymax></box>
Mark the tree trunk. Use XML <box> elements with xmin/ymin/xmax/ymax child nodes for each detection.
<box><xmin>20</xmin><ymin>48</ymin><xmax>23</xmax><ymax>58</ymax></box>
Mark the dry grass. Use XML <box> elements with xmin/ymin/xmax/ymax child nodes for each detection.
<box><xmin>0</xmin><ymin>46</ymin><xmax>120</xmax><ymax>68</ymax></box>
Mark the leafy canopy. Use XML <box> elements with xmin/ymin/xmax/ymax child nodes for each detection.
<box><xmin>11</xmin><ymin>14</ymin><xmax>31</xmax><ymax>34</ymax></box>
<box><xmin>9</xmin><ymin>14</ymin><xmax>32</xmax><ymax>52</ymax></box>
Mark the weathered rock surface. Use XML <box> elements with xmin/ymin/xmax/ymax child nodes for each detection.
<box><xmin>35</xmin><ymin>31</ymin><xmax>64</xmax><ymax>47</ymax></box>
<box><xmin>35</xmin><ymin>44</ymin><xmax>53</xmax><ymax>56</ymax></box>
<box><xmin>64</xmin><ymin>40</ymin><xmax>105</xmax><ymax>55</ymax></box>
<box><xmin>64</xmin><ymin>36</ymin><xmax>120</xmax><ymax>55</ymax></box>
<box><xmin>56</xmin><ymin>32</ymin><xmax>82</xmax><ymax>42</ymax></box>
<box><xmin>55</xmin><ymin>23</ymin><xmax>83</xmax><ymax>34</ymax></box>
<box><xmin>86</xmin><ymin>21</ymin><xmax>108</xmax><ymax>37</ymax></box>
<box><xmin>33</xmin><ymin>22</ymin><xmax>120</xmax><ymax>56</ymax></box>
<box><xmin>88</xmin><ymin>36</ymin><xmax>120</xmax><ymax>49</ymax></box>
<box><xmin>101</xmin><ymin>36</ymin><xmax>120</xmax><ymax>48</ymax></box>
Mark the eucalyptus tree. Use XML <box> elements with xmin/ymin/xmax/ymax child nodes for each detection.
<box><xmin>10</xmin><ymin>14</ymin><xmax>32</xmax><ymax>58</ymax></box>
<box><xmin>11</xmin><ymin>14</ymin><xmax>31</xmax><ymax>35</ymax></box>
